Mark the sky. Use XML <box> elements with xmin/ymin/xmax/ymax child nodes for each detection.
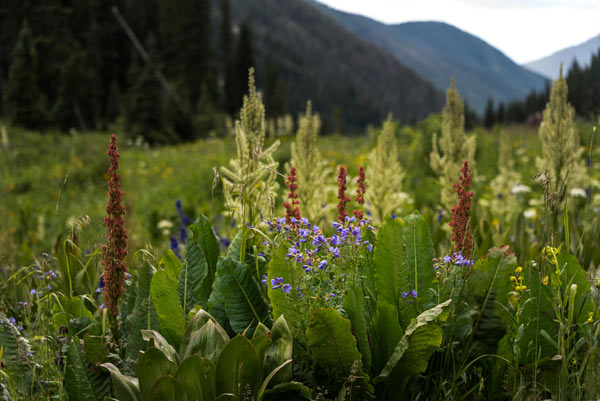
<box><xmin>316</xmin><ymin>0</ymin><xmax>600</xmax><ymax>64</ymax></box>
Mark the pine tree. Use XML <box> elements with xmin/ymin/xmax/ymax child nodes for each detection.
<box><xmin>484</xmin><ymin>98</ymin><xmax>495</xmax><ymax>128</ymax></box>
<box><xmin>233</xmin><ymin>20</ymin><xmax>254</xmax><ymax>111</ymax></box>
<box><xmin>430</xmin><ymin>79</ymin><xmax>476</xmax><ymax>211</ymax></box>
<box><xmin>220</xmin><ymin>0</ymin><xmax>235</xmax><ymax>113</ymax></box>
<box><xmin>125</xmin><ymin>34</ymin><xmax>168</xmax><ymax>144</ymax></box>
<box><xmin>4</xmin><ymin>21</ymin><xmax>46</xmax><ymax>129</ymax></box>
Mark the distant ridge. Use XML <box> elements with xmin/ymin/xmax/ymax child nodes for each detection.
<box><xmin>524</xmin><ymin>34</ymin><xmax>600</xmax><ymax>79</ymax></box>
<box><xmin>224</xmin><ymin>0</ymin><xmax>444</xmax><ymax>131</ymax></box>
<box><xmin>309</xmin><ymin>1</ymin><xmax>548</xmax><ymax>113</ymax></box>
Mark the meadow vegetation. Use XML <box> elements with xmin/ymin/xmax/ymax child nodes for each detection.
<box><xmin>1</xmin><ymin>70</ymin><xmax>600</xmax><ymax>401</ymax></box>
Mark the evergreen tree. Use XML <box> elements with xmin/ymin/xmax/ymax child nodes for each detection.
<box><xmin>233</xmin><ymin>20</ymin><xmax>254</xmax><ymax>112</ymax></box>
<box><xmin>4</xmin><ymin>21</ymin><xmax>46</xmax><ymax>129</ymax></box>
<box><xmin>220</xmin><ymin>0</ymin><xmax>235</xmax><ymax>113</ymax></box>
<box><xmin>126</xmin><ymin>35</ymin><xmax>168</xmax><ymax>144</ymax></box>
<box><xmin>265</xmin><ymin>58</ymin><xmax>286</xmax><ymax>117</ymax></box>
<box><xmin>484</xmin><ymin>98</ymin><xmax>495</xmax><ymax>128</ymax></box>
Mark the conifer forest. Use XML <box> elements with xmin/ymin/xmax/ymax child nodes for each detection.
<box><xmin>2</xmin><ymin>1</ymin><xmax>600</xmax><ymax>400</ymax></box>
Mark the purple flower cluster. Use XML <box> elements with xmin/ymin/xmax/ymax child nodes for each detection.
<box><xmin>401</xmin><ymin>290</ymin><xmax>418</xmax><ymax>299</ymax></box>
<box><xmin>439</xmin><ymin>251</ymin><xmax>474</xmax><ymax>268</ymax></box>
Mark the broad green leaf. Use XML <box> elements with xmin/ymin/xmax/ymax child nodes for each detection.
<box><xmin>404</xmin><ymin>212</ymin><xmax>436</xmax><ymax>311</ymax></box>
<box><xmin>211</xmin><ymin>257</ymin><xmax>271</xmax><ymax>333</ymax></box>
<box><xmin>138</xmin><ymin>347</ymin><xmax>177</xmax><ymax>399</ymax></box>
<box><xmin>83</xmin><ymin>335</ymin><xmax>108</xmax><ymax>364</ymax></box>
<box><xmin>181</xmin><ymin>320</ymin><xmax>230</xmax><ymax>363</ymax></box>
<box><xmin>263</xmin><ymin>315</ymin><xmax>293</xmax><ymax>385</ymax></box>
<box><xmin>178</xmin><ymin>225</ymin><xmax>212</xmax><ymax>314</ymax></box>
<box><xmin>215</xmin><ymin>335</ymin><xmax>263</xmax><ymax>400</ymax></box>
<box><xmin>368</xmin><ymin>302</ymin><xmax>403</xmax><ymax>375</ymax></box>
<box><xmin>466</xmin><ymin>247</ymin><xmax>516</xmax><ymax>356</ymax></box>
<box><xmin>192</xmin><ymin>215</ymin><xmax>221</xmax><ymax>275</ymax></box>
<box><xmin>206</xmin><ymin>278</ymin><xmax>233</xmax><ymax>334</ymax></box>
<box><xmin>141</xmin><ymin>330</ymin><xmax>179</xmax><ymax>365</ymax></box>
<box><xmin>126</xmin><ymin>262</ymin><xmax>160</xmax><ymax>360</ymax></box>
<box><xmin>52</xmin><ymin>295</ymin><xmax>95</xmax><ymax>334</ymax></box>
<box><xmin>151</xmin><ymin>251</ymin><xmax>185</xmax><ymax>348</ymax></box>
<box><xmin>262</xmin><ymin>382</ymin><xmax>312</xmax><ymax>401</ymax></box>
<box><xmin>148</xmin><ymin>376</ymin><xmax>186</xmax><ymax>401</ymax></box>
<box><xmin>179</xmin><ymin>309</ymin><xmax>229</xmax><ymax>360</ymax></box>
<box><xmin>267</xmin><ymin>247</ymin><xmax>301</xmax><ymax>335</ymax></box>
<box><xmin>306</xmin><ymin>308</ymin><xmax>363</xmax><ymax>379</ymax></box>
<box><xmin>374</xmin><ymin>217</ymin><xmax>408</xmax><ymax>318</ymax></box>
<box><xmin>376</xmin><ymin>299</ymin><xmax>451</xmax><ymax>382</ymax></box>
<box><xmin>175</xmin><ymin>355</ymin><xmax>216</xmax><ymax>401</ymax></box>
<box><xmin>343</xmin><ymin>285</ymin><xmax>371</xmax><ymax>370</ymax></box>
<box><xmin>65</xmin><ymin>340</ymin><xmax>111</xmax><ymax>401</ymax></box>
<box><xmin>100</xmin><ymin>363</ymin><xmax>140</xmax><ymax>401</ymax></box>
<box><xmin>258</xmin><ymin>360</ymin><xmax>292</xmax><ymax>399</ymax></box>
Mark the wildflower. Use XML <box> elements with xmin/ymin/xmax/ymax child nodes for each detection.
<box><xmin>26</xmin><ymin>351</ymin><xmax>34</xmax><ymax>357</ymax></box>
<box><xmin>271</xmin><ymin>277</ymin><xmax>284</xmax><ymax>290</ymax></box>
<box><xmin>511</xmin><ymin>184</ymin><xmax>531</xmax><ymax>194</ymax></box>
<box><xmin>542</xmin><ymin>275</ymin><xmax>549</xmax><ymax>285</ymax></box>
<box><xmin>401</xmin><ymin>292</ymin><xmax>409</xmax><ymax>299</ymax></box>
<box><xmin>318</xmin><ymin>260</ymin><xmax>328</xmax><ymax>270</ymax></box>
<box><xmin>353</xmin><ymin>166</ymin><xmax>366</xmax><ymax>219</ymax></box>
<box><xmin>17</xmin><ymin>325</ymin><xmax>23</xmax><ymax>331</ymax></box>
<box><xmin>510</xmin><ymin>276</ymin><xmax>517</xmax><ymax>282</ymax></box>
<box><xmin>337</xmin><ymin>166</ymin><xmax>351</xmax><ymax>223</ymax></box>
<box><xmin>367</xmin><ymin>244</ymin><xmax>374</xmax><ymax>253</ymax></box>
<box><xmin>282</xmin><ymin>284</ymin><xmax>292</xmax><ymax>294</ymax></box>
<box><xmin>8</xmin><ymin>317</ymin><xmax>16</xmax><ymax>325</ymax></box>
<box><xmin>515</xmin><ymin>266</ymin><xmax>523</xmax><ymax>274</ymax></box>
<box><xmin>448</xmin><ymin>161</ymin><xmax>474</xmax><ymax>260</ymax></box>
<box><xmin>443</xmin><ymin>255</ymin><xmax>452</xmax><ymax>263</ymax></box>
<box><xmin>30</xmin><ymin>289</ymin><xmax>36</xmax><ymax>295</ymax></box>
<box><xmin>329</xmin><ymin>247</ymin><xmax>340</xmax><ymax>258</ymax></box>
<box><xmin>409</xmin><ymin>289</ymin><xmax>417</xmax><ymax>298</ymax></box>
<box><xmin>102</xmin><ymin>134</ymin><xmax>129</xmax><ymax>317</ymax></box>
<box><xmin>588</xmin><ymin>312</ymin><xmax>594</xmax><ymax>323</ymax></box>
<box><xmin>569</xmin><ymin>188</ymin><xmax>587</xmax><ymax>198</ymax></box>
<box><xmin>261</xmin><ymin>275</ymin><xmax>267</xmax><ymax>288</ymax></box>
<box><xmin>284</xmin><ymin>167</ymin><xmax>301</xmax><ymax>224</ymax></box>
<box><xmin>330</xmin><ymin>235</ymin><xmax>340</xmax><ymax>246</ymax></box>
<box><xmin>170</xmin><ymin>236</ymin><xmax>181</xmax><ymax>260</ymax></box>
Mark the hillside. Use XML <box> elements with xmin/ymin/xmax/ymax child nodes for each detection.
<box><xmin>225</xmin><ymin>0</ymin><xmax>444</xmax><ymax>130</ymax></box>
<box><xmin>310</xmin><ymin>1</ymin><xmax>548</xmax><ymax>113</ymax></box>
<box><xmin>524</xmin><ymin>34</ymin><xmax>600</xmax><ymax>79</ymax></box>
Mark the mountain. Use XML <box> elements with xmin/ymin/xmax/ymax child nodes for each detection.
<box><xmin>225</xmin><ymin>0</ymin><xmax>444</xmax><ymax>131</ymax></box>
<box><xmin>524</xmin><ymin>34</ymin><xmax>600</xmax><ymax>79</ymax></box>
<box><xmin>309</xmin><ymin>1</ymin><xmax>548</xmax><ymax>113</ymax></box>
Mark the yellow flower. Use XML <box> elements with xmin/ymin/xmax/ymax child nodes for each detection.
<box><xmin>542</xmin><ymin>276</ymin><xmax>549</xmax><ymax>286</ymax></box>
<box><xmin>491</xmin><ymin>217</ymin><xmax>499</xmax><ymax>228</ymax></box>
<box><xmin>510</xmin><ymin>276</ymin><xmax>517</xmax><ymax>282</ymax></box>
<box><xmin>515</xmin><ymin>266</ymin><xmax>523</xmax><ymax>274</ymax></box>
<box><xmin>588</xmin><ymin>312</ymin><xmax>594</xmax><ymax>323</ymax></box>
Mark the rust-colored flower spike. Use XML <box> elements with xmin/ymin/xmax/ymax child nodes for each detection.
<box><xmin>102</xmin><ymin>134</ymin><xmax>128</xmax><ymax>316</ymax></box>
<box><xmin>449</xmin><ymin>160</ymin><xmax>474</xmax><ymax>260</ymax></box>
<box><xmin>284</xmin><ymin>166</ymin><xmax>301</xmax><ymax>224</ymax></box>
<box><xmin>353</xmin><ymin>166</ymin><xmax>366</xmax><ymax>219</ymax></box>
<box><xmin>337</xmin><ymin>165</ymin><xmax>351</xmax><ymax>223</ymax></box>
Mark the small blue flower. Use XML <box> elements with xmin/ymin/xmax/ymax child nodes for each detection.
<box><xmin>409</xmin><ymin>290</ymin><xmax>417</xmax><ymax>298</ymax></box>
<box><xmin>330</xmin><ymin>235</ymin><xmax>340</xmax><ymax>246</ymax></box>
<box><xmin>26</xmin><ymin>351</ymin><xmax>35</xmax><ymax>357</ymax></box>
<box><xmin>299</xmin><ymin>228</ymin><xmax>309</xmax><ymax>238</ymax></box>
<box><xmin>30</xmin><ymin>289</ymin><xmax>36</xmax><ymax>296</ymax></box>
<box><xmin>261</xmin><ymin>275</ymin><xmax>268</xmax><ymax>288</ymax></box>
<box><xmin>367</xmin><ymin>244</ymin><xmax>374</xmax><ymax>253</ymax></box>
<box><xmin>401</xmin><ymin>292</ymin><xmax>409</xmax><ymax>299</ymax></box>
<box><xmin>318</xmin><ymin>260</ymin><xmax>328</xmax><ymax>270</ymax></box>
<box><xmin>443</xmin><ymin>255</ymin><xmax>452</xmax><ymax>263</ymax></box>
<box><xmin>17</xmin><ymin>325</ymin><xmax>23</xmax><ymax>331</ymax></box>
<box><xmin>8</xmin><ymin>317</ymin><xmax>16</xmax><ymax>325</ymax></box>
<box><xmin>329</xmin><ymin>247</ymin><xmax>340</xmax><ymax>258</ymax></box>
<box><xmin>332</xmin><ymin>222</ymin><xmax>341</xmax><ymax>230</ymax></box>
<box><xmin>301</xmin><ymin>217</ymin><xmax>309</xmax><ymax>226</ymax></box>
<box><xmin>271</xmin><ymin>277</ymin><xmax>284</xmax><ymax>289</ymax></box>
<box><xmin>282</xmin><ymin>284</ymin><xmax>292</xmax><ymax>294</ymax></box>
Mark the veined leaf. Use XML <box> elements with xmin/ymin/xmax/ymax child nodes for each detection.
<box><xmin>138</xmin><ymin>347</ymin><xmax>178</xmax><ymax>399</ymax></box>
<box><xmin>180</xmin><ymin>320</ymin><xmax>230</xmax><ymax>363</ymax></box>
<box><xmin>343</xmin><ymin>285</ymin><xmax>371</xmax><ymax>370</ymax></box>
<box><xmin>100</xmin><ymin>363</ymin><xmax>140</xmax><ymax>401</ymax></box>
<box><xmin>374</xmin><ymin>217</ymin><xmax>408</xmax><ymax>319</ymax></box>
<box><xmin>368</xmin><ymin>302</ymin><xmax>403</xmax><ymax>375</ymax></box>
<box><xmin>148</xmin><ymin>376</ymin><xmax>186</xmax><ymax>401</ymax></box>
<box><xmin>263</xmin><ymin>315</ymin><xmax>293</xmax><ymax>385</ymax></box>
<box><xmin>175</xmin><ymin>355</ymin><xmax>216</xmax><ymax>401</ymax></box>
<box><xmin>376</xmin><ymin>299</ymin><xmax>451</xmax><ymax>382</ymax></box>
<box><xmin>65</xmin><ymin>340</ymin><xmax>111</xmax><ymax>401</ymax></box>
<box><xmin>141</xmin><ymin>330</ymin><xmax>179</xmax><ymax>365</ymax></box>
<box><xmin>306</xmin><ymin>308</ymin><xmax>363</xmax><ymax>379</ymax></box>
<box><xmin>0</xmin><ymin>313</ymin><xmax>34</xmax><ymax>394</ymax></box>
<box><xmin>212</xmin><ymin>257</ymin><xmax>271</xmax><ymax>333</ymax></box>
<box><xmin>151</xmin><ymin>251</ymin><xmax>185</xmax><ymax>348</ymax></box>
<box><xmin>215</xmin><ymin>335</ymin><xmax>263</xmax><ymax>400</ymax></box>
<box><xmin>126</xmin><ymin>261</ymin><xmax>159</xmax><ymax>360</ymax></box>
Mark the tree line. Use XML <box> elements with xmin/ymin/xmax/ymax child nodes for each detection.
<box><xmin>483</xmin><ymin>50</ymin><xmax>600</xmax><ymax>127</ymax></box>
<box><xmin>0</xmin><ymin>0</ymin><xmax>272</xmax><ymax>144</ymax></box>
